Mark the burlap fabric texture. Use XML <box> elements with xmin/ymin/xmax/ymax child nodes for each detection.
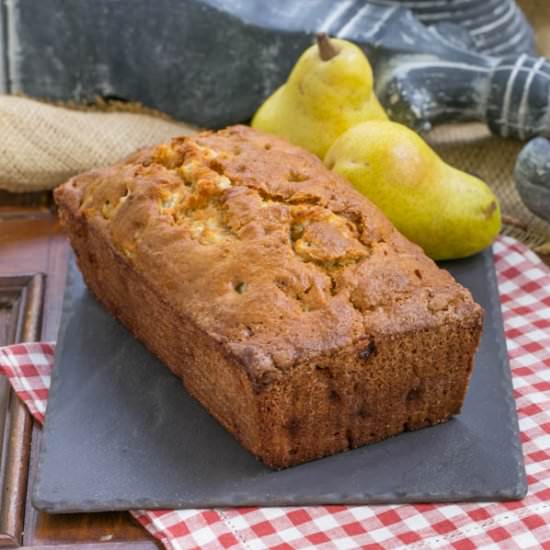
<box><xmin>0</xmin><ymin>94</ymin><xmax>548</xmax><ymax>253</ymax></box>
<box><xmin>0</xmin><ymin>95</ymin><xmax>195</xmax><ymax>193</ymax></box>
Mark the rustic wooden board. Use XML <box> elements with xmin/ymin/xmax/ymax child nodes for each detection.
<box><xmin>0</xmin><ymin>274</ymin><xmax>43</xmax><ymax>545</ymax></box>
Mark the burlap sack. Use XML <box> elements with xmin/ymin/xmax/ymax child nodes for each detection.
<box><xmin>0</xmin><ymin>95</ymin><xmax>195</xmax><ymax>193</ymax></box>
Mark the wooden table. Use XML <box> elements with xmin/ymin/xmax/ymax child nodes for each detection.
<box><xmin>0</xmin><ymin>192</ymin><xmax>161</xmax><ymax>549</ymax></box>
<box><xmin>1</xmin><ymin>191</ymin><xmax>548</xmax><ymax>549</ymax></box>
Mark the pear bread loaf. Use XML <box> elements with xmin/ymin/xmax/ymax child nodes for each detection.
<box><xmin>54</xmin><ymin>125</ymin><xmax>483</xmax><ymax>468</ymax></box>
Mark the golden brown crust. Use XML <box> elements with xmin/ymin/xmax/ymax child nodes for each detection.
<box><xmin>55</xmin><ymin>125</ymin><xmax>481</xmax><ymax>383</ymax></box>
<box><xmin>54</xmin><ymin>126</ymin><xmax>484</xmax><ymax>468</ymax></box>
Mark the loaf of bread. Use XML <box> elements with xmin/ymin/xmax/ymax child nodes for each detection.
<box><xmin>55</xmin><ymin>125</ymin><xmax>483</xmax><ymax>468</ymax></box>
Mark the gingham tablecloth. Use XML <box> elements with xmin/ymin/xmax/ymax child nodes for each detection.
<box><xmin>1</xmin><ymin>236</ymin><xmax>549</xmax><ymax>550</ymax></box>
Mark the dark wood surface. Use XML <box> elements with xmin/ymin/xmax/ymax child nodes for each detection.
<box><xmin>0</xmin><ymin>272</ymin><xmax>42</xmax><ymax>546</ymax></box>
<box><xmin>0</xmin><ymin>194</ymin><xmax>160</xmax><ymax>548</ymax></box>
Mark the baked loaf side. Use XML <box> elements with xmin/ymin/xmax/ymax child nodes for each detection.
<box><xmin>55</xmin><ymin>125</ymin><xmax>483</xmax><ymax>468</ymax></box>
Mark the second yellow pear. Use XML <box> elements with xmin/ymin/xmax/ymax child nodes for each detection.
<box><xmin>251</xmin><ymin>34</ymin><xmax>387</xmax><ymax>158</ymax></box>
<box><xmin>325</xmin><ymin>121</ymin><xmax>502</xmax><ymax>260</ymax></box>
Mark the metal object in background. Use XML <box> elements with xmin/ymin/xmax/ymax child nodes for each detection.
<box><xmin>515</xmin><ymin>137</ymin><xmax>550</xmax><ymax>222</ymax></box>
<box><xmin>0</xmin><ymin>0</ymin><xmax>543</xmax><ymax>138</ymax></box>
<box><xmin>396</xmin><ymin>0</ymin><xmax>535</xmax><ymax>57</ymax></box>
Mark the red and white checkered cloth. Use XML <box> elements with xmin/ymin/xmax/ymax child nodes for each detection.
<box><xmin>1</xmin><ymin>236</ymin><xmax>549</xmax><ymax>550</ymax></box>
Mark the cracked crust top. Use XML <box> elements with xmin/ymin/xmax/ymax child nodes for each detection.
<box><xmin>55</xmin><ymin>125</ymin><xmax>482</xmax><ymax>383</ymax></box>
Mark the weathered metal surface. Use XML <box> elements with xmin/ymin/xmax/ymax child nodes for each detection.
<box><xmin>395</xmin><ymin>0</ymin><xmax>535</xmax><ymax>56</ymax></box>
<box><xmin>515</xmin><ymin>137</ymin><xmax>550</xmax><ymax>222</ymax></box>
<box><xmin>0</xmin><ymin>0</ymin><xmax>544</xmax><ymax>140</ymax></box>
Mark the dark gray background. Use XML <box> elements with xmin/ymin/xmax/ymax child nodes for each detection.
<box><xmin>1</xmin><ymin>0</ymin><xmax>535</xmax><ymax>130</ymax></box>
<box><xmin>0</xmin><ymin>0</ymin><xmax>308</xmax><ymax>126</ymax></box>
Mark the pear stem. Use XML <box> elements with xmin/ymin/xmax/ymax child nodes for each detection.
<box><xmin>316</xmin><ymin>33</ymin><xmax>339</xmax><ymax>61</ymax></box>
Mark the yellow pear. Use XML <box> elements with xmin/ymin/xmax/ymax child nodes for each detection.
<box><xmin>251</xmin><ymin>34</ymin><xmax>387</xmax><ymax>158</ymax></box>
<box><xmin>325</xmin><ymin>121</ymin><xmax>501</xmax><ymax>260</ymax></box>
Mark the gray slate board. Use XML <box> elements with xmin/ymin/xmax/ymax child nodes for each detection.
<box><xmin>33</xmin><ymin>248</ymin><xmax>526</xmax><ymax>513</ymax></box>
